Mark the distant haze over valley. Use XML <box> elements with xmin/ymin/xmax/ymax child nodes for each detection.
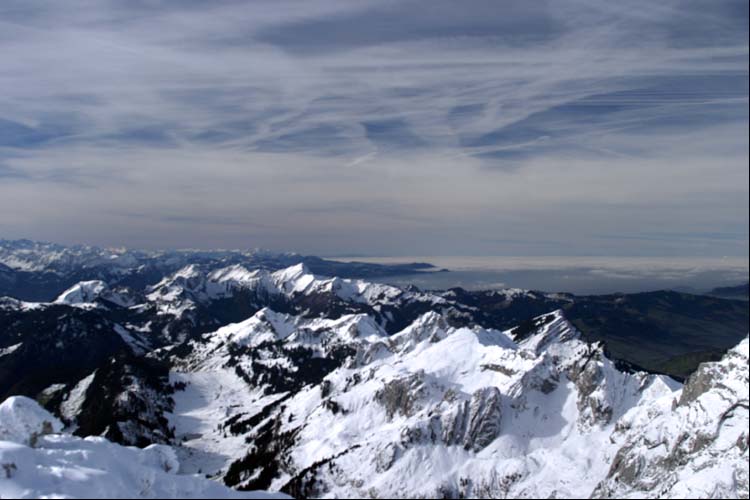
<box><xmin>331</xmin><ymin>255</ymin><xmax>750</xmax><ymax>295</ymax></box>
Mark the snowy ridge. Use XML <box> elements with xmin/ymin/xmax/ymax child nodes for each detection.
<box><xmin>157</xmin><ymin>309</ymin><xmax>746</xmax><ymax>498</ymax></box>
<box><xmin>55</xmin><ymin>280</ymin><xmax>109</xmax><ymax>304</ymax></box>
<box><xmin>0</xmin><ymin>240</ymin><xmax>131</xmax><ymax>273</ymax></box>
<box><xmin>0</xmin><ymin>342</ymin><xmax>22</xmax><ymax>358</ymax></box>
<box><xmin>594</xmin><ymin>336</ymin><xmax>749</xmax><ymax>499</ymax></box>
<box><xmin>165</xmin><ymin>308</ymin><xmax>389</xmax><ymax>477</ymax></box>
<box><xmin>0</xmin><ymin>397</ymin><xmax>288</xmax><ymax>499</ymax></box>
<box><xmin>176</xmin><ymin>307</ymin><xmax>387</xmax><ymax>374</ymax></box>
<box><xmin>144</xmin><ymin>262</ymin><xmax>444</xmax><ymax>319</ymax></box>
<box><xmin>53</xmin><ymin>280</ymin><xmax>138</xmax><ymax>308</ymax></box>
<box><xmin>0</xmin><ymin>239</ymin><xmax>301</xmax><ymax>275</ymax></box>
<box><xmin>0</xmin><ymin>297</ymin><xmax>44</xmax><ymax>311</ymax></box>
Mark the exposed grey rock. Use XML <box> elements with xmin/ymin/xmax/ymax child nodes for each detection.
<box><xmin>481</xmin><ymin>363</ymin><xmax>516</xmax><ymax>376</ymax></box>
<box><xmin>519</xmin><ymin>360</ymin><xmax>560</xmax><ymax>395</ymax></box>
<box><xmin>375</xmin><ymin>371</ymin><xmax>426</xmax><ymax>419</ymax></box>
<box><xmin>566</xmin><ymin>347</ymin><xmax>614</xmax><ymax>426</ymax></box>
<box><xmin>436</xmin><ymin>387</ymin><xmax>503</xmax><ymax>452</ymax></box>
<box><xmin>374</xmin><ymin>443</ymin><xmax>401</xmax><ymax>473</ymax></box>
<box><xmin>463</xmin><ymin>387</ymin><xmax>503</xmax><ymax>451</ymax></box>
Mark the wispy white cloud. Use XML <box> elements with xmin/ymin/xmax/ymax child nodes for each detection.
<box><xmin>0</xmin><ymin>0</ymin><xmax>747</xmax><ymax>256</ymax></box>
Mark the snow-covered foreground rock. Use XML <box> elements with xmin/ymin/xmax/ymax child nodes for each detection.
<box><xmin>0</xmin><ymin>397</ymin><xmax>288</xmax><ymax>499</ymax></box>
<box><xmin>161</xmin><ymin>306</ymin><xmax>748</xmax><ymax>498</ymax></box>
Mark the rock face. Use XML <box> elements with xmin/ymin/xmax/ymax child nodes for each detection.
<box><xmin>594</xmin><ymin>337</ymin><xmax>749</xmax><ymax>499</ymax></box>
<box><xmin>376</xmin><ymin>372</ymin><xmax>427</xmax><ymax>419</ymax></box>
<box><xmin>447</xmin><ymin>386</ymin><xmax>503</xmax><ymax>452</ymax></box>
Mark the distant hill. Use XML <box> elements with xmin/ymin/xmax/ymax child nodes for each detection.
<box><xmin>708</xmin><ymin>282</ymin><xmax>749</xmax><ymax>300</ymax></box>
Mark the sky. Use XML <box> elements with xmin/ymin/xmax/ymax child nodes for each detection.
<box><xmin>0</xmin><ymin>0</ymin><xmax>748</xmax><ymax>257</ymax></box>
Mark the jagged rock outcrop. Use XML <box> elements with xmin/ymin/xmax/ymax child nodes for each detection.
<box><xmin>449</xmin><ymin>386</ymin><xmax>503</xmax><ymax>451</ymax></box>
<box><xmin>376</xmin><ymin>372</ymin><xmax>428</xmax><ymax>419</ymax></box>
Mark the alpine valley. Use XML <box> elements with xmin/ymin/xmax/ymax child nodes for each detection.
<box><xmin>0</xmin><ymin>240</ymin><xmax>747</xmax><ymax>499</ymax></box>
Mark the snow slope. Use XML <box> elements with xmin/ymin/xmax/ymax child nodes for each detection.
<box><xmin>169</xmin><ymin>368</ymin><xmax>284</xmax><ymax>477</ymax></box>
<box><xmin>0</xmin><ymin>396</ymin><xmax>288</xmax><ymax>499</ymax></box>
<box><xmin>167</xmin><ymin>308</ymin><xmax>388</xmax><ymax>477</ymax></box>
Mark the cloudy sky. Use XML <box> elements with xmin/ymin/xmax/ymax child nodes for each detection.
<box><xmin>0</xmin><ymin>0</ymin><xmax>748</xmax><ymax>257</ymax></box>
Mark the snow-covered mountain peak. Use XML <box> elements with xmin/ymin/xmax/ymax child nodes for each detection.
<box><xmin>145</xmin><ymin>265</ymin><xmax>214</xmax><ymax>316</ymax></box>
<box><xmin>188</xmin><ymin>306</ymin><xmax>682</xmax><ymax>498</ymax></box>
<box><xmin>54</xmin><ymin>280</ymin><xmax>137</xmax><ymax>308</ymax></box>
<box><xmin>212</xmin><ymin>308</ymin><xmax>298</xmax><ymax>348</ymax></box>
<box><xmin>148</xmin><ymin>266</ymin><xmax>202</xmax><ymax>296</ymax></box>
<box><xmin>204</xmin><ymin>308</ymin><xmax>387</xmax><ymax>353</ymax></box>
<box><xmin>145</xmin><ymin>263</ymin><xmax>315</xmax><ymax>317</ymax></box>
<box><xmin>322</xmin><ymin>275</ymin><xmax>406</xmax><ymax>304</ymax></box>
<box><xmin>515</xmin><ymin>309</ymin><xmax>580</xmax><ymax>352</ymax></box>
<box><xmin>135</xmin><ymin>261</ymin><xmax>450</xmax><ymax>332</ymax></box>
<box><xmin>271</xmin><ymin>263</ymin><xmax>314</xmax><ymax>294</ymax></box>
<box><xmin>173</xmin><ymin>264</ymin><xmax>202</xmax><ymax>280</ymax></box>
<box><xmin>54</xmin><ymin>280</ymin><xmax>109</xmax><ymax>304</ymax></box>
<box><xmin>386</xmin><ymin>310</ymin><xmax>453</xmax><ymax>354</ymax></box>
<box><xmin>153</xmin><ymin>264</ymin><xmax>207</xmax><ymax>290</ymax></box>
<box><xmin>305</xmin><ymin>313</ymin><xmax>387</xmax><ymax>343</ymax></box>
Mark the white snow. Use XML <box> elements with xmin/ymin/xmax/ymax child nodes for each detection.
<box><xmin>0</xmin><ymin>342</ymin><xmax>22</xmax><ymax>358</ymax></box>
<box><xmin>144</xmin><ymin>263</ymin><xmax>446</xmax><ymax>319</ymax></box>
<box><xmin>0</xmin><ymin>396</ymin><xmax>289</xmax><ymax>499</ymax></box>
<box><xmin>54</xmin><ymin>280</ymin><xmax>109</xmax><ymax>305</ymax></box>
<box><xmin>168</xmin><ymin>369</ymin><xmax>282</xmax><ymax>477</ymax></box>
<box><xmin>194</xmin><ymin>308</ymin><xmax>387</xmax><ymax>361</ymax></box>
<box><xmin>0</xmin><ymin>396</ymin><xmax>64</xmax><ymax>445</ymax></box>
<box><xmin>60</xmin><ymin>371</ymin><xmax>97</xmax><ymax>423</ymax></box>
<box><xmin>53</xmin><ymin>280</ymin><xmax>137</xmax><ymax>308</ymax></box>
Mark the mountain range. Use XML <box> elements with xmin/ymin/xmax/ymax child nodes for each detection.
<box><xmin>0</xmin><ymin>239</ymin><xmax>747</xmax><ymax>498</ymax></box>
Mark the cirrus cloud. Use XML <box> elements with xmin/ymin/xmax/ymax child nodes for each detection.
<box><xmin>0</xmin><ymin>0</ymin><xmax>747</xmax><ymax>257</ymax></box>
